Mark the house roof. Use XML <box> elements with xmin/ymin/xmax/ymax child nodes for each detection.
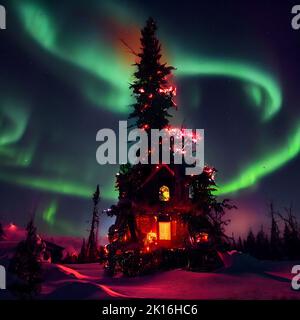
<box><xmin>44</xmin><ymin>240</ymin><xmax>65</xmax><ymax>251</ymax></box>
<box><xmin>140</xmin><ymin>164</ymin><xmax>175</xmax><ymax>189</ymax></box>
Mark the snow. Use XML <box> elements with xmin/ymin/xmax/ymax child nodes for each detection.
<box><xmin>0</xmin><ymin>243</ymin><xmax>299</xmax><ymax>300</ymax></box>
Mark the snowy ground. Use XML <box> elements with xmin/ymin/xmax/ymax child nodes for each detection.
<box><xmin>1</xmin><ymin>242</ymin><xmax>299</xmax><ymax>300</ymax></box>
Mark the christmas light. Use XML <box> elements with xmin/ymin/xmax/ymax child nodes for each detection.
<box><xmin>159</xmin><ymin>185</ymin><xmax>170</xmax><ymax>201</ymax></box>
<box><xmin>8</xmin><ymin>223</ymin><xmax>17</xmax><ymax>231</ymax></box>
<box><xmin>147</xmin><ymin>231</ymin><xmax>157</xmax><ymax>242</ymax></box>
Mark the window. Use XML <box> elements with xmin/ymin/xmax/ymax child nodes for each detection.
<box><xmin>159</xmin><ymin>222</ymin><xmax>171</xmax><ymax>240</ymax></box>
<box><xmin>195</xmin><ymin>232</ymin><xmax>209</xmax><ymax>243</ymax></box>
<box><xmin>159</xmin><ymin>185</ymin><xmax>170</xmax><ymax>201</ymax></box>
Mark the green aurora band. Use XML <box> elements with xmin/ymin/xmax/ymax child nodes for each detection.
<box><xmin>0</xmin><ymin>170</ymin><xmax>118</xmax><ymax>200</ymax></box>
<box><xmin>42</xmin><ymin>199</ymin><xmax>58</xmax><ymax>225</ymax></box>
<box><xmin>214</xmin><ymin>122</ymin><xmax>300</xmax><ymax>195</ymax></box>
<box><xmin>0</xmin><ymin>0</ymin><xmax>298</xmax><ymax>205</ymax></box>
<box><xmin>17</xmin><ymin>2</ymin><xmax>133</xmax><ymax>113</ymax></box>
<box><xmin>41</xmin><ymin>201</ymin><xmax>82</xmax><ymax>236</ymax></box>
<box><xmin>0</xmin><ymin>100</ymin><xmax>29</xmax><ymax>146</ymax></box>
<box><xmin>174</xmin><ymin>57</ymin><xmax>282</xmax><ymax>120</ymax></box>
<box><xmin>0</xmin><ymin>97</ymin><xmax>35</xmax><ymax>167</ymax></box>
<box><xmin>17</xmin><ymin>2</ymin><xmax>282</xmax><ymax>120</ymax></box>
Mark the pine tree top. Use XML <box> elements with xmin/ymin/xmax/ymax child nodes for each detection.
<box><xmin>93</xmin><ymin>185</ymin><xmax>100</xmax><ymax>204</ymax></box>
<box><xmin>129</xmin><ymin>18</ymin><xmax>176</xmax><ymax>130</ymax></box>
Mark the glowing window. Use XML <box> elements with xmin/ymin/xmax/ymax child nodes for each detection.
<box><xmin>159</xmin><ymin>222</ymin><xmax>171</xmax><ymax>240</ymax></box>
<box><xmin>159</xmin><ymin>185</ymin><xmax>170</xmax><ymax>202</ymax></box>
<box><xmin>195</xmin><ymin>232</ymin><xmax>209</xmax><ymax>243</ymax></box>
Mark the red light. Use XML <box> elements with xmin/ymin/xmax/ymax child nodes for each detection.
<box><xmin>9</xmin><ymin>223</ymin><xmax>17</xmax><ymax>231</ymax></box>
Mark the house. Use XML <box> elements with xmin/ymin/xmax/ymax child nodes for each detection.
<box><xmin>44</xmin><ymin>241</ymin><xmax>64</xmax><ymax>263</ymax></box>
<box><xmin>109</xmin><ymin>163</ymin><xmax>211</xmax><ymax>252</ymax></box>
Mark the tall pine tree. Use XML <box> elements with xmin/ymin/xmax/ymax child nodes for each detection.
<box><xmin>183</xmin><ymin>166</ymin><xmax>236</xmax><ymax>247</ymax></box>
<box><xmin>245</xmin><ymin>229</ymin><xmax>256</xmax><ymax>256</ymax></box>
<box><xmin>86</xmin><ymin>185</ymin><xmax>100</xmax><ymax>262</ymax></box>
<box><xmin>237</xmin><ymin>236</ymin><xmax>243</xmax><ymax>252</ymax></box>
<box><xmin>270</xmin><ymin>203</ymin><xmax>281</xmax><ymax>259</ymax></box>
<box><xmin>255</xmin><ymin>225</ymin><xmax>269</xmax><ymax>259</ymax></box>
<box><xmin>129</xmin><ymin>17</ymin><xmax>176</xmax><ymax>130</ymax></box>
<box><xmin>114</xmin><ymin>18</ymin><xmax>177</xmax><ymax>238</ymax></box>
<box><xmin>9</xmin><ymin>217</ymin><xmax>42</xmax><ymax>298</ymax></box>
<box><xmin>78</xmin><ymin>238</ymin><xmax>87</xmax><ymax>263</ymax></box>
<box><xmin>280</xmin><ymin>206</ymin><xmax>300</xmax><ymax>259</ymax></box>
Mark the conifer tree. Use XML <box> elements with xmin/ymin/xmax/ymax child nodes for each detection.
<box><xmin>78</xmin><ymin>238</ymin><xmax>87</xmax><ymax>263</ymax></box>
<box><xmin>255</xmin><ymin>226</ymin><xmax>269</xmax><ymax>259</ymax></box>
<box><xmin>86</xmin><ymin>185</ymin><xmax>100</xmax><ymax>262</ymax></box>
<box><xmin>129</xmin><ymin>17</ymin><xmax>176</xmax><ymax>130</ymax></box>
<box><xmin>245</xmin><ymin>229</ymin><xmax>256</xmax><ymax>256</ymax></box>
<box><xmin>269</xmin><ymin>203</ymin><xmax>281</xmax><ymax>259</ymax></box>
<box><xmin>182</xmin><ymin>166</ymin><xmax>236</xmax><ymax>248</ymax></box>
<box><xmin>112</xmin><ymin>18</ymin><xmax>178</xmax><ymax>243</ymax></box>
<box><xmin>9</xmin><ymin>217</ymin><xmax>42</xmax><ymax>298</ymax></box>
<box><xmin>237</xmin><ymin>236</ymin><xmax>243</xmax><ymax>252</ymax></box>
<box><xmin>280</xmin><ymin>206</ymin><xmax>300</xmax><ymax>260</ymax></box>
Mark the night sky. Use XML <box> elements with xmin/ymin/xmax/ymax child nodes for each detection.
<box><xmin>0</xmin><ymin>0</ymin><xmax>299</xmax><ymax>240</ymax></box>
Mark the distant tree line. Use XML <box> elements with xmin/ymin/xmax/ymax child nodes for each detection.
<box><xmin>233</xmin><ymin>203</ymin><xmax>300</xmax><ymax>260</ymax></box>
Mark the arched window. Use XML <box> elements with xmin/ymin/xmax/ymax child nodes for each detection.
<box><xmin>159</xmin><ymin>185</ymin><xmax>170</xmax><ymax>202</ymax></box>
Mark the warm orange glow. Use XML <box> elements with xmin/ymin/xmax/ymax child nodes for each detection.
<box><xmin>147</xmin><ymin>231</ymin><xmax>157</xmax><ymax>243</ymax></box>
<box><xmin>159</xmin><ymin>222</ymin><xmax>171</xmax><ymax>240</ymax></box>
<box><xmin>159</xmin><ymin>185</ymin><xmax>170</xmax><ymax>202</ymax></box>
<box><xmin>196</xmin><ymin>232</ymin><xmax>209</xmax><ymax>243</ymax></box>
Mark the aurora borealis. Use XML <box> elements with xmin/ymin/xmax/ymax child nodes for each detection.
<box><xmin>0</xmin><ymin>0</ymin><xmax>299</xmax><ymax>238</ymax></box>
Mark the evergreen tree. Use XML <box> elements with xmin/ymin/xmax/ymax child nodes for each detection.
<box><xmin>280</xmin><ymin>206</ymin><xmax>300</xmax><ymax>260</ymax></box>
<box><xmin>255</xmin><ymin>225</ymin><xmax>269</xmax><ymax>259</ymax></box>
<box><xmin>86</xmin><ymin>185</ymin><xmax>100</xmax><ymax>262</ymax></box>
<box><xmin>8</xmin><ymin>217</ymin><xmax>42</xmax><ymax>298</ymax></box>
<box><xmin>245</xmin><ymin>229</ymin><xmax>256</xmax><ymax>256</ymax></box>
<box><xmin>0</xmin><ymin>222</ymin><xmax>5</xmax><ymax>241</ymax></box>
<box><xmin>106</xmin><ymin>18</ymin><xmax>236</xmax><ymax>274</ymax></box>
<box><xmin>269</xmin><ymin>203</ymin><xmax>281</xmax><ymax>259</ymax></box>
<box><xmin>129</xmin><ymin>17</ymin><xmax>176</xmax><ymax>130</ymax></box>
<box><xmin>185</xmin><ymin>166</ymin><xmax>237</xmax><ymax>247</ymax></box>
<box><xmin>78</xmin><ymin>238</ymin><xmax>87</xmax><ymax>263</ymax></box>
<box><xmin>237</xmin><ymin>236</ymin><xmax>243</xmax><ymax>252</ymax></box>
<box><xmin>111</xmin><ymin>18</ymin><xmax>177</xmax><ymax>244</ymax></box>
<box><xmin>283</xmin><ymin>223</ymin><xmax>292</xmax><ymax>259</ymax></box>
